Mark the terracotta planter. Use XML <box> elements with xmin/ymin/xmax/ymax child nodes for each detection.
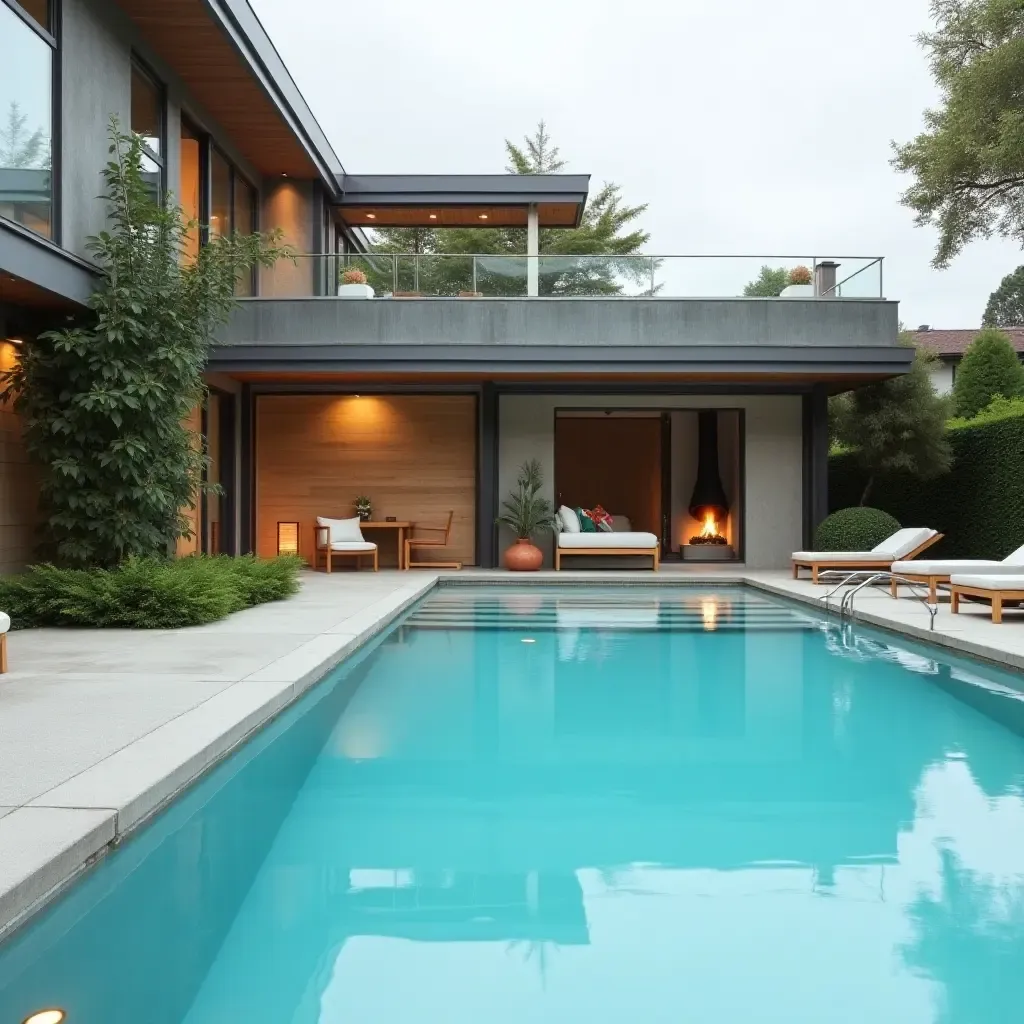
<box><xmin>504</xmin><ymin>537</ymin><xmax>543</xmax><ymax>571</ymax></box>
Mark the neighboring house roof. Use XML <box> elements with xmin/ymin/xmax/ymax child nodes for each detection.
<box><xmin>910</xmin><ymin>328</ymin><xmax>1024</xmax><ymax>358</ymax></box>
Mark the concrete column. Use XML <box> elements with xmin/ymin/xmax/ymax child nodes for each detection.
<box><xmin>527</xmin><ymin>203</ymin><xmax>539</xmax><ymax>296</ymax></box>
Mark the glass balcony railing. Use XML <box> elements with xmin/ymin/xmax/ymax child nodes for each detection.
<box><xmin>255</xmin><ymin>254</ymin><xmax>884</xmax><ymax>300</ymax></box>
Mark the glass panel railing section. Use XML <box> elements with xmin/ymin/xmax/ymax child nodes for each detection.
<box><xmin>247</xmin><ymin>255</ymin><xmax>885</xmax><ymax>299</ymax></box>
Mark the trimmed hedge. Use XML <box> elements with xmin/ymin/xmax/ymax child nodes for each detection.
<box><xmin>815</xmin><ymin>507</ymin><xmax>901</xmax><ymax>551</ymax></box>
<box><xmin>829</xmin><ymin>407</ymin><xmax>1024</xmax><ymax>559</ymax></box>
<box><xmin>0</xmin><ymin>554</ymin><xmax>303</xmax><ymax>630</ymax></box>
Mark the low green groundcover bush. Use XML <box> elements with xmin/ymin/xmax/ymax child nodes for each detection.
<box><xmin>815</xmin><ymin>507</ymin><xmax>901</xmax><ymax>552</ymax></box>
<box><xmin>0</xmin><ymin>555</ymin><xmax>303</xmax><ymax>630</ymax></box>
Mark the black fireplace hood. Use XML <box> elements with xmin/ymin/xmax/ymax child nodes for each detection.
<box><xmin>688</xmin><ymin>410</ymin><xmax>729</xmax><ymax>519</ymax></box>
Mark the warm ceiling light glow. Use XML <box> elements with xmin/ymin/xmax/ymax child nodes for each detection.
<box><xmin>22</xmin><ymin>1010</ymin><xmax>66</xmax><ymax>1024</ymax></box>
<box><xmin>281</xmin><ymin>172</ymin><xmax>288</xmax><ymax>178</ymax></box>
<box><xmin>429</xmin><ymin>213</ymin><xmax>437</xmax><ymax>220</ymax></box>
<box><xmin>478</xmin><ymin>213</ymin><xmax>488</xmax><ymax>220</ymax></box>
<box><xmin>365</xmin><ymin>213</ymin><xmax>376</xmax><ymax>220</ymax></box>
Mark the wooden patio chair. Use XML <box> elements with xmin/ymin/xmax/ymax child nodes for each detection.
<box><xmin>404</xmin><ymin>511</ymin><xmax>462</xmax><ymax>570</ymax></box>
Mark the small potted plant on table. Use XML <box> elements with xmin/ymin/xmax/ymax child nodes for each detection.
<box><xmin>354</xmin><ymin>495</ymin><xmax>373</xmax><ymax>521</ymax></box>
<box><xmin>497</xmin><ymin>459</ymin><xmax>556</xmax><ymax>571</ymax></box>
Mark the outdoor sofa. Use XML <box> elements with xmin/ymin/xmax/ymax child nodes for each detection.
<box><xmin>555</xmin><ymin>508</ymin><xmax>659</xmax><ymax>571</ymax></box>
<box><xmin>791</xmin><ymin>527</ymin><xmax>941</xmax><ymax>584</ymax></box>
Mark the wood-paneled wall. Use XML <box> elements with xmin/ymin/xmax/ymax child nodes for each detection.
<box><xmin>256</xmin><ymin>395</ymin><xmax>478</xmax><ymax>566</ymax></box>
<box><xmin>0</xmin><ymin>344</ymin><xmax>39</xmax><ymax>573</ymax></box>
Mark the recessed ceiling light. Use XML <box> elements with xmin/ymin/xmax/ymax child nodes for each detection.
<box><xmin>281</xmin><ymin>172</ymin><xmax>288</xmax><ymax>178</ymax></box>
<box><xmin>478</xmin><ymin>213</ymin><xmax>488</xmax><ymax>220</ymax></box>
<box><xmin>365</xmin><ymin>213</ymin><xmax>376</xmax><ymax>220</ymax></box>
<box><xmin>429</xmin><ymin>213</ymin><xmax>437</xmax><ymax>220</ymax></box>
<box><xmin>23</xmin><ymin>1010</ymin><xmax>66</xmax><ymax>1024</ymax></box>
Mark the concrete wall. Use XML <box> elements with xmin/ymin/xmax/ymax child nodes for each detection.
<box><xmin>498</xmin><ymin>394</ymin><xmax>803</xmax><ymax>570</ymax></box>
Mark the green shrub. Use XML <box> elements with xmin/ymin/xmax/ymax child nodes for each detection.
<box><xmin>829</xmin><ymin>405</ymin><xmax>1024</xmax><ymax>559</ymax></box>
<box><xmin>815</xmin><ymin>507</ymin><xmax>901</xmax><ymax>551</ymax></box>
<box><xmin>0</xmin><ymin>555</ymin><xmax>303</xmax><ymax>630</ymax></box>
<box><xmin>952</xmin><ymin>328</ymin><xmax>1024</xmax><ymax>418</ymax></box>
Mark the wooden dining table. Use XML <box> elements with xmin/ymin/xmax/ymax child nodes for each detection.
<box><xmin>359</xmin><ymin>521</ymin><xmax>413</xmax><ymax>569</ymax></box>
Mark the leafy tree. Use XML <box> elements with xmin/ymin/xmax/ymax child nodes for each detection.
<box><xmin>363</xmin><ymin>121</ymin><xmax>651</xmax><ymax>296</ymax></box>
<box><xmin>0</xmin><ymin>119</ymin><xmax>286</xmax><ymax>567</ymax></box>
<box><xmin>0</xmin><ymin>101</ymin><xmax>47</xmax><ymax>168</ymax></box>
<box><xmin>982</xmin><ymin>265</ymin><xmax>1024</xmax><ymax>326</ymax></box>
<box><xmin>832</xmin><ymin>337</ymin><xmax>952</xmax><ymax>504</ymax></box>
<box><xmin>952</xmin><ymin>326</ymin><xmax>1024</xmax><ymax>417</ymax></box>
<box><xmin>892</xmin><ymin>0</ymin><xmax>1024</xmax><ymax>267</ymax></box>
<box><xmin>743</xmin><ymin>265</ymin><xmax>789</xmax><ymax>297</ymax></box>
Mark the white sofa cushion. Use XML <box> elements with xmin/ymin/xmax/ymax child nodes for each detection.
<box><xmin>871</xmin><ymin>527</ymin><xmax>936</xmax><ymax>558</ymax></box>
<box><xmin>558</xmin><ymin>506</ymin><xmax>581</xmax><ymax>533</ymax></box>
<box><xmin>0</xmin><ymin>611</ymin><xmax>9</xmax><ymax>634</ymax></box>
<box><xmin>558</xmin><ymin>532</ymin><xmax>658</xmax><ymax>549</ymax></box>
<box><xmin>329</xmin><ymin>541</ymin><xmax>377</xmax><ymax>552</ymax></box>
<box><xmin>317</xmin><ymin>516</ymin><xmax>365</xmax><ymax>544</ymax></box>
<box><xmin>951</xmin><ymin>574</ymin><xmax>1024</xmax><ymax>590</ymax></box>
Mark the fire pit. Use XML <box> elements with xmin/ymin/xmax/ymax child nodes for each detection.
<box><xmin>683</xmin><ymin>509</ymin><xmax>735</xmax><ymax>560</ymax></box>
<box><xmin>683</xmin><ymin>412</ymin><xmax>736</xmax><ymax>561</ymax></box>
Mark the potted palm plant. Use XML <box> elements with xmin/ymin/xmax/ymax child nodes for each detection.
<box><xmin>497</xmin><ymin>459</ymin><xmax>557</xmax><ymax>571</ymax></box>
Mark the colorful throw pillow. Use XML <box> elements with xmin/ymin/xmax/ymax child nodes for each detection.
<box><xmin>589</xmin><ymin>505</ymin><xmax>614</xmax><ymax>532</ymax></box>
<box><xmin>576</xmin><ymin>507</ymin><xmax>597</xmax><ymax>533</ymax></box>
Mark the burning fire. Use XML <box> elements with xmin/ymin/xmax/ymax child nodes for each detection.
<box><xmin>699</xmin><ymin>511</ymin><xmax>721</xmax><ymax>539</ymax></box>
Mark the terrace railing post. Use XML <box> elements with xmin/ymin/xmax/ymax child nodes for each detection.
<box><xmin>392</xmin><ymin>255</ymin><xmax>398</xmax><ymax>294</ymax></box>
<box><xmin>472</xmin><ymin>256</ymin><xmax>478</xmax><ymax>296</ymax></box>
<box><xmin>650</xmin><ymin>257</ymin><xmax>655</xmax><ymax>297</ymax></box>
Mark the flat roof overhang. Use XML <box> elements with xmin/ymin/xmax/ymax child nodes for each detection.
<box><xmin>111</xmin><ymin>0</ymin><xmax>343</xmax><ymax>186</ymax></box>
<box><xmin>336</xmin><ymin>174</ymin><xmax>591</xmax><ymax>229</ymax></box>
<box><xmin>0</xmin><ymin>219</ymin><xmax>96</xmax><ymax>313</ymax></box>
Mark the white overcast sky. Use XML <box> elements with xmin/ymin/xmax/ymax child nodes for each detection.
<box><xmin>252</xmin><ymin>0</ymin><xmax>1023</xmax><ymax>327</ymax></box>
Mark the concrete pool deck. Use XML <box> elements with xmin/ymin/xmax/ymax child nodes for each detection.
<box><xmin>1</xmin><ymin>565</ymin><xmax>1023</xmax><ymax>940</ymax></box>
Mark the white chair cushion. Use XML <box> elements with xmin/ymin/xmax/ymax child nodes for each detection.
<box><xmin>791</xmin><ymin>550</ymin><xmax>894</xmax><ymax>561</ymax></box>
<box><xmin>558</xmin><ymin>506</ymin><xmax>580</xmax><ymax>533</ymax></box>
<box><xmin>558</xmin><ymin>532</ymin><xmax>658</xmax><ymax>549</ymax></box>
<box><xmin>329</xmin><ymin>541</ymin><xmax>377</xmax><ymax>551</ymax></box>
<box><xmin>317</xmin><ymin>516</ymin><xmax>365</xmax><ymax>544</ymax></box>
<box><xmin>871</xmin><ymin>527</ymin><xmax>936</xmax><ymax>558</ymax></box>
<box><xmin>951</xmin><ymin>574</ymin><xmax>1024</xmax><ymax>590</ymax></box>
<box><xmin>0</xmin><ymin>611</ymin><xmax>9</xmax><ymax>634</ymax></box>
<box><xmin>891</xmin><ymin>559</ymin><xmax>1003</xmax><ymax>575</ymax></box>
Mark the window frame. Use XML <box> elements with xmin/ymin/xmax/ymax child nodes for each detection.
<box><xmin>130</xmin><ymin>56</ymin><xmax>166</xmax><ymax>201</ymax></box>
<box><xmin>0</xmin><ymin>0</ymin><xmax>60</xmax><ymax>243</ymax></box>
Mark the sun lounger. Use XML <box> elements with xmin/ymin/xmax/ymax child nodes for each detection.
<box><xmin>949</xmin><ymin>574</ymin><xmax>1024</xmax><ymax>624</ymax></box>
<box><xmin>791</xmin><ymin>527</ymin><xmax>941</xmax><ymax>584</ymax></box>
<box><xmin>890</xmin><ymin>542</ymin><xmax>1024</xmax><ymax>604</ymax></box>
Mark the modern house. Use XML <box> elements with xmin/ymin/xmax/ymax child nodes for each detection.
<box><xmin>910</xmin><ymin>327</ymin><xmax>1024</xmax><ymax>395</ymax></box>
<box><xmin>0</xmin><ymin>0</ymin><xmax>908</xmax><ymax>574</ymax></box>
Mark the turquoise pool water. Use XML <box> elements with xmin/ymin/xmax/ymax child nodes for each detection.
<box><xmin>3</xmin><ymin>585</ymin><xmax>1024</xmax><ymax>1023</ymax></box>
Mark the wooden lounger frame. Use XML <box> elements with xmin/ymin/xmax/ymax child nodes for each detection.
<box><xmin>950</xmin><ymin>583</ymin><xmax>1024</xmax><ymax>624</ymax></box>
<box><xmin>555</xmin><ymin>545</ymin><xmax>660</xmax><ymax>571</ymax></box>
<box><xmin>791</xmin><ymin>533</ymin><xmax>942</xmax><ymax>584</ymax></box>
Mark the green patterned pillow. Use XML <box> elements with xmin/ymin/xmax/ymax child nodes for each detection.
<box><xmin>575</xmin><ymin>507</ymin><xmax>597</xmax><ymax>533</ymax></box>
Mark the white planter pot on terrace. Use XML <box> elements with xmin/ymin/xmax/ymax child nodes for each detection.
<box><xmin>779</xmin><ymin>283</ymin><xmax>814</xmax><ymax>297</ymax></box>
<box><xmin>337</xmin><ymin>283</ymin><xmax>374</xmax><ymax>298</ymax></box>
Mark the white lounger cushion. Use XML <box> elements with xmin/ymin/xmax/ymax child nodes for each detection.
<box><xmin>793</xmin><ymin>528</ymin><xmax>937</xmax><ymax>563</ymax></box>
<box><xmin>950</xmin><ymin>574</ymin><xmax>1024</xmax><ymax>590</ymax></box>
<box><xmin>329</xmin><ymin>541</ymin><xmax>376</xmax><ymax>552</ymax></box>
<box><xmin>893</xmin><ymin>542</ymin><xmax>1024</xmax><ymax>575</ymax></box>
<box><xmin>558</xmin><ymin>532</ymin><xmax>658</xmax><ymax>549</ymax></box>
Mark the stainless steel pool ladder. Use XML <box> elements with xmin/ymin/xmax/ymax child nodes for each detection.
<box><xmin>817</xmin><ymin>570</ymin><xmax>938</xmax><ymax>630</ymax></box>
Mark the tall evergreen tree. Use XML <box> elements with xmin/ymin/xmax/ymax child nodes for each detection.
<box><xmin>982</xmin><ymin>265</ymin><xmax>1024</xmax><ymax>326</ymax></box>
<box><xmin>952</xmin><ymin>327</ymin><xmax>1024</xmax><ymax>417</ymax></box>
<box><xmin>832</xmin><ymin>337</ymin><xmax>952</xmax><ymax>504</ymax></box>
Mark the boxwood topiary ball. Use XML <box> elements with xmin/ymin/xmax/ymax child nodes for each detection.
<box><xmin>815</xmin><ymin>507</ymin><xmax>901</xmax><ymax>552</ymax></box>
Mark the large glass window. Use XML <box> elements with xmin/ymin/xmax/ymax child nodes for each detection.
<box><xmin>210</xmin><ymin>146</ymin><xmax>256</xmax><ymax>294</ymax></box>
<box><xmin>0</xmin><ymin>0</ymin><xmax>55</xmax><ymax>239</ymax></box>
<box><xmin>131</xmin><ymin>63</ymin><xmax>164</xmax><ymax>201</ymax></box>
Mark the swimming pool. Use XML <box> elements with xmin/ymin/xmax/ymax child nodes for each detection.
<box><xmin>2</xmin><ymin>584</ymin><xmax>1024</xmax><ymax>1023</ymax></box>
